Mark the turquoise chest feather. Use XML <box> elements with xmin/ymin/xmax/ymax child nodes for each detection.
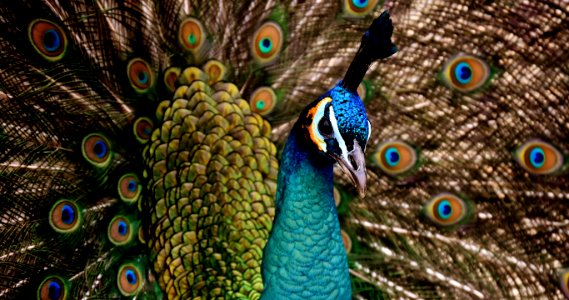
<box><xmin>261</xmin><ymin>129</ymin><xmax>351</xmax><ymax>300</ymax></box>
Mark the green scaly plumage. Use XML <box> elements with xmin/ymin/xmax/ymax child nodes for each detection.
<box><xmin>0</xmin><ymin>0</ymin><xmax>568</xmax><ymax>300</ymax></box>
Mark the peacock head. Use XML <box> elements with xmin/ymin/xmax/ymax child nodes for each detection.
<box><xmin>294</xmin><ymin>10</ymin><xmax>396</xmax><ymax>198</ymax></box>
<box><xmin>299</xmin><ymin>83</ymin><xmax>370</xmax><ymax>197</ymax></box>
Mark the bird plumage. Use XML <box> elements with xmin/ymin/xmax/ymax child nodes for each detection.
<box><xmin>0</xmin><ymin>0</ymin><xmax>568</xmax><ymax>299</ymax></box>
<box><xmin>261</xmin><ymin>13</ymin><xmax>399</xmax><ymax>291</ymax></box>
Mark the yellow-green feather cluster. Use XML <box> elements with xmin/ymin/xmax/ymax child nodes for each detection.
<box><xmin>143</xmin><ymin>66</ymin><xmax>278</xmax><ymax>299</ymax></box>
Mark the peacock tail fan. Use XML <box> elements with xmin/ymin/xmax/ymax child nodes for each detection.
<box><xmin>0</xmin><ymin>0</ymin><xmax>567</xmax><ymax>299</ymax></box>
<box><xmin>341</xmin><ymin>1</ymin><xmax>569</xmax><ymax>299</ymax></box>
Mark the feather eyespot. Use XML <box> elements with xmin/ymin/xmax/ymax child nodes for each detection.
<box><xmin>344</xmin><ymin>0</ymin><xmax>379</xmax><ymax>17</ymax></box>
<box><xmin>179</xmin><ymin>18</ymin><xmax>206</xmax><ymax>53</ymax></box>
<box><xmin>29</xmin><ymin>20</ymin><xmax>67</xmax><ymax>62</ymax></box>
<box><xmin>203</xmin><ymin>60</ymin><xmax>227</xmax><ymax>84</ymax></box>
<box><xmin>560</xmin><ymin>269</ymin><xmax>569</xmax><ymax>299</ymax></box>
<box><xmin>133</xmin><ymin>117</ymin><xmax>153</xmax><ymax>144</ymax></box>
<box><xmin>117</xmin><ymin>263</ymin><xmax>143</xmax><ymax>296</ymax></box>
<box><xmin>163</xmin><ymin>67</ymin><xmax>181</xmax><ymax>93</ymax></box>
<box><xmin>252</xmin><ymin>22</ymin><xmax>284</xmax><ymax>64</ymax></box>
<box><xmin>118</xmin><ymin>174</ymin><xmax>142</xmax><ymax>204</ymax></box>
<box><xmin>250</xmin><ymin>87</ymin><xmax>277</xmax><ymax>116</ymax></box>
<box><xmin>82</xmin><ymin>133</ymin><xmax>111</xmax><ymax>168</ymax></box>
<box><xmin>334</xmin><ymin>186</ymin><xmax>342</xmax><ymax>207</ymax></box>
<box><xmin>38</xmin><ymin>276</ymin><xmax>68</xmax><ymax>300</ymax></box>
<box><xmin>108</xmin><ymin>216</ymin><xmax>135</xmax><ymax>246</ymax></box>
<box><xmin>127</xmin><ymin>58</ymin><xmax>155</xmax><ymax>93</ymax></box>
<box><xmin>341</xmin><ymin>230</ymin><xmax>352</xmax><ymax>253</ymax></box>
<box><xmin>424</xmin><ymin>193</ymin><xmax>471</xmax><ymax>227</ymax></box>
<box><xmin>356</xmin><ymin>81</ymin><xmax>370</xmax><ymax>102</ymax></box>
<box><xmin>138</xmin><ymin>227</ymin><xmax>146</xmax><ymax>244</ymax></box>
<box><xmin>49</xmin><ymin>200</ymin><xmax>81</xmax><ymax>233</ymax></box>
<box><xmin>374</xmin><ymin>141</ymin><xmax>417</xmax><ymax>176</ymax></box>
<box><xmin>515</xmin><ymin>140</ymin><xmax>563</xmax><ymax>175</ymax></box>
<box><xmin>441</xmin><ymin>54</ymin><xmax>491</xmax><ymax>93</ymax></box>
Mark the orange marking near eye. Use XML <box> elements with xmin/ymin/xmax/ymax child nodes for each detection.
<box><xmin>306</xmin><ymin>97</ymin><xmax>332</xmax><ymax>151</ymax></box>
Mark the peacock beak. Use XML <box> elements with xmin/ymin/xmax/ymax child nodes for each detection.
<box><xmin>333</xmin><ymin>140</ymin><xmax>367</xmax><ymax>198</ymax></box>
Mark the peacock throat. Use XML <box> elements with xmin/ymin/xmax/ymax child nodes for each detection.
<box><xmin>261</xmin><ymin>126</ymin><xmax>350</xmax><ymax>299</ymax></box>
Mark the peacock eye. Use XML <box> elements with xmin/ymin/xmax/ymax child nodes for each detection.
<box><xmin>38</xmin><ymin>276</ymin><xmax>68</xmax><ymax>300</ymax></box>
<box><xmin>373</xmin><ymin>140</ymin><xmax>417</xmax><ymax>176</ymax></box>
<box><xmin>29</xmin><ymin>19</ymin><xmax>68</xmax><ymax>62</ymax></box>
<box><xmin>49</xmin><ymin>200</ymin><xmax>81</xmax><ymax>233</ymax></box>
<box><xmin>424</xmin><ymin>193</ymin><xmax>471</xmax><ymax>227</ymax></box>
<box><xmin>118</xmin><ymin>173</ymin><xmax>142</xmax><ymax>204</ymax></box>
<box><xmin>515</xmin><ymin>140</ymin><xmax>563</xmax><ymax>175</ymax></box>
<box><xmin>82</xmin><ymin>133</ymin><xmax>112</xmax><ymax>168</ymax></box>
<box><xmin>318</xmin><ymin>117</ymin><xmax>333</xmax><ymax>137</ymax></box>
<box><xmin>127</xmin><ymin>58</ymin><xmax>155</xmax><ymax>94</ymax></box>
<box><xmin>441</xmin><ymin>54</ymin><xmax>491</xmax><ymax>93</ymax></box>
<box><xmin>250</xmin><ymin>87</ymin><xmax>277</xmax><ymax>116</ymax></box>
<box><xmin>133</xmin><ymin>117</ymin><xmax>153</xmax><ymax>144</ymax></box>
<box><xmin>344</xmin><ymin>0</ymin><xmax>379</xmax><ymax>17</ymax></box>
<box><xmin>163</xmin><ymin>67</ymin><xmax>181</xmax><ymax>93</ymax></box>
<box><xmin>117</xmin><ymin>263</ymin><xmax>143</xmax><ymax>296</ymax></box>
<box><xmin>179</xmin><ymin>17</ymin><xmax>206</xmax><ymax>53</ymax></box>
<box><xmin>252</xmin><ymin>21</ymin><xmax>284</xmax><ymax>64</ymax></box>
<box><xmin>341</xmin><ymin>229</ymin><xmax>352</xmax><ymax>253</ymax></box>
<box><xmin>108</xmin><ymin>216</ymin><xmax>134</xmax><ymax>246</ymax></box>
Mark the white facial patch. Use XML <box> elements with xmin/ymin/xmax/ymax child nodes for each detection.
<box><xmin>367</xmin><ymin>120</ymin><xmax>372</xmax><ymax>142</ymax></box>
<box><xmin>328</xmin><ymin>106</ymin><xmax>349</xmax><ymax>161</ymax></box>
<box><xmin>309</xmin><ymin>98</ymin><xmax>332</xmax><ymax>151</ymax></box>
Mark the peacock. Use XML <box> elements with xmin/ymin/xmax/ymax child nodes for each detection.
<box><xmin>0</xmin><ymin>0</ymin><xmax>568</xmax><ymax>299</ymax></box>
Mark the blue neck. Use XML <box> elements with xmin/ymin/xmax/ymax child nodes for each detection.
<box><xmin>261</xmin><ymin>129</ymin><xmax>351</xmax><ymax>300</ymax></box>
